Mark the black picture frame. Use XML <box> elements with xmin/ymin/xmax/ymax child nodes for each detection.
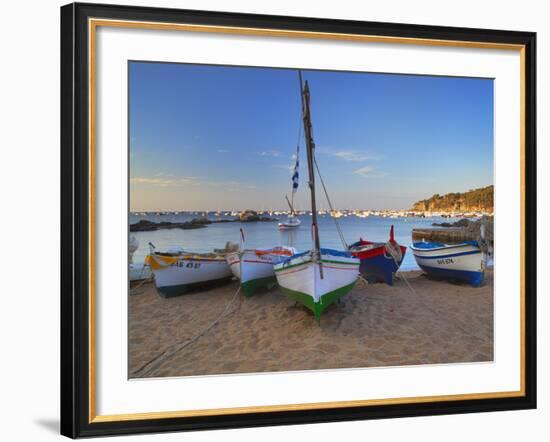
<box><xmin>61</xmin><ymin>2</ymin><xmax>537</xmax><ymax>438</ymax></box>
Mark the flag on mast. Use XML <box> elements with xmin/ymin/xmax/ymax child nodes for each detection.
<box><xmin>292</xmin><ymin>144</ymin><xmax>299</xmax><ymax>193</ymax></box>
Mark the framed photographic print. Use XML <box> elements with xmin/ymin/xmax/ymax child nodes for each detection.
<box><xmin>60</xmin><ymin>2</ymin><xmax>537</xmax><ymax>438</ymax></box>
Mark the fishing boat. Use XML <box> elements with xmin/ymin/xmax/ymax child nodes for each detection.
<box><xmin>410</xmin><ymin>240</ymin><xmax>485</xmax><ymax>287</ymax></box>
<box><xmin>348</xmin><ymin>225</ymin><xmax>407</xmax><ymax>285</ymax></box>
<box><xmin>274</xmin><ymin>72</ymin><xmax>360</xmax><ymax>323</ymax></box>
<box><xmin>226</xmin><ymin>233</ymin><xmax>297</xmax><ymax>296</ymax></box>
<box><xmin>129</xmin><ymin>236</ymin><xmax>152</xmax><ymax>282</ymax></box>
<box><xmin>145</xmin><ymin>242</ymin><xmax>238</xmax><ymax>297</ymax></box>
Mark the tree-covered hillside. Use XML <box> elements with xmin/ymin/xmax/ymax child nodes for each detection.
<box><xmin>411</xmin><ymin>185</ymin><xmax>493</xmax><ymax>212</ymax></box>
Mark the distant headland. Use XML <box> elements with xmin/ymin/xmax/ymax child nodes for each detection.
<box><xmin>411</xmin><ymin>185</ymin><xmax>493</xmax><ymax>214</ymax></box>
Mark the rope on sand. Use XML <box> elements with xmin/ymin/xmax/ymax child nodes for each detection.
<box><xmin>132</xmin><ymin>285</ymin><xmax>242</xmax><ymax>378</ymax></box>
<box><xmin>129</xmin><ymin>265</ymin><xmax>153</xmax><ymax>295</ymax></box>
<box><xmin>357</xmin><ymin>275</ymin><xmax>370</xmax><ymax>289</ymax></box>
<box><xmin>129</xmin><ymin>277</ymin><xmax>153</xmax><ymax>296</ymax></box>
<box><xmin>395</xmin><ymin>270</ymin><xmax>418</xmax><ymax>297</ymax></box>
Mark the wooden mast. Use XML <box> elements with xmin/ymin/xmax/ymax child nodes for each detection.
<box><xmin>285</xmin><ymin>195</ymin><xmax>295</xmax><ymax>215</ymax></box>
<box><xmin>299</xmin><ymin>72</ymin><xmax>321</xmax><ymax>260</ymax></box>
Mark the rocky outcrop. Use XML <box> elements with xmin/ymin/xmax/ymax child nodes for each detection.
<box><xmin>238</xmin><ymin>210</ymin><xmax>277</xmax><ymax>222</ymax></box>
<box><xmin>431</xmin><ymin>218</ymin><xmax>471</xmax><ymax>228</ymax></box>
<box><xmin>190</xmin><ymin>217</ymin><xmax>212</xmax><ymax>225</ymax></box>
<box><xmin>130</xmin><ymin>219</ymin><xmax>207</xmax><ymax>232</ymax></box>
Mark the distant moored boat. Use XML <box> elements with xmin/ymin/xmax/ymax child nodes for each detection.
<box><xmin>278</xmin><ymin>215</ymin><xmax>301</xmax><ymax>230</ymax></box>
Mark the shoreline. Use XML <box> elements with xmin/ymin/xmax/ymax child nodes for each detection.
<box><xmin>129</xmin><ymin>270</ymin><xmax>494</xmax><ymax>378</ymax></box>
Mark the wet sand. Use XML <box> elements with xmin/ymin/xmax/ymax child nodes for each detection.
<box><xmin>129</xmin><ymin>270</ymin><xmax>493</xmax><ymax>378</ymax></box>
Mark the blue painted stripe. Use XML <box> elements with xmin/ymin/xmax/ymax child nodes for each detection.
<box><xmin>412</xmin><ymin>241</ymin><xmax>479</xmax><ymax>250</ymax></box>
<box><xmin>277</xmin><ymin>248</ymin><xmax>353</xmax><ymax>266</ymax></box>
<box><xmin>413</xmin><ymin>250</ymin><xmax>481</xmax><ymax>260</ymax></box>
<box><xmin>419</xmin><ymin>264</ymin><xmax>484</xmax><ymax>287</ymax></box>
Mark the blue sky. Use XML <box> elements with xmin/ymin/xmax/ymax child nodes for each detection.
<box><xmin>129</xmin><ymin>62</ymin><xmax>493</xmax><ymax>211</ymax></box>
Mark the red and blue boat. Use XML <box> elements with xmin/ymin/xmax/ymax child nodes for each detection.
<box><xmin>348</xmin><ymin>225</ymin><xmax>407</xmax><ymax>285</ymax></box>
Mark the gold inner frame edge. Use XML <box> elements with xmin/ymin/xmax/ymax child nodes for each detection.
<box><xmin>87</xmin><ymin>17</ymin><xmax>527</xmax><ymax>423</ymax></box>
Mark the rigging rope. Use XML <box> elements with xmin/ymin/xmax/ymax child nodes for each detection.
<box><xmin>313</xmin><ymin>156</ymin><xmax>348</xmax><ymax>249</ymax></box>
<box><xmin>296</xmin><ymin>112</ymin><xmax>303</xmax><ymax>153</ymax></box>
<box><xmin>132</xmin><ymin>284</ymin><xmax>243</xmax><ymax>378</ymax></box>
<box><xmin>292</xmin><ymin>110</ymin><xmax>303</xmax><ymax>199</ymax></box>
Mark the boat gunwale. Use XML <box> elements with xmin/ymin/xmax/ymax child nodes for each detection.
<box><xmin>410</xmin><ymin>242</ymin><xmax>480</xmax><ymax>253</ymax></box>
<box><xmin>412</xmin><ymin>250</ymin><xmax>482</xmax><ymax>260</ymax></box>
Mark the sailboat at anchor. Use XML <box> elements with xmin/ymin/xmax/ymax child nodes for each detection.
<box><xmin>278</xmin><ymin>144</ymin><xmax>302</xmax><ymax>230</ymax></box>
<box><xmin>274</xmin><ymin>72</ymin><xmax>360</xmax><ymax>323</ymax></box>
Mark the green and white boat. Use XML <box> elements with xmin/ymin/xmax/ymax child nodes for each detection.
<box><xmin>274</xmin><ymin>72</ymin><xmax>360</xmax><ymax>323</ymax></box>
<box><xmin>274</xmin><ymin>248</ymin><xmax>359</xmax><ymax>322</ymax></box>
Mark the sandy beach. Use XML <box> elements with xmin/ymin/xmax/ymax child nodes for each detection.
<box><xmin>129</xmin><ymin>270</ymin><xmax>493</xmax><ymax>378</ymax></box>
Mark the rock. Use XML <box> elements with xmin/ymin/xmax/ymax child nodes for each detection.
<box><xmin>239</xmin><ymin>210</ymin><xmax>260</xmax><ymax>222</ymax></box>
<box><xmin>238</xmin><ymin>209</ymin><xmax>277</xmax><ymax>222</ymax></box>
<box><xmin>129</xmin><ymin>219</ymin><xmax>207</xmax><ymax>232</ymax></box>
<box><xmin>454</xmin><ymin>218</ymin><xmax>472</xmax><ymax>228</ymax></box>
<box><xmin>432</xmin><ymin>218</ymin><xmax>471</xmax><ymax>228</ymax></box>
<box><xmin>432</xmin><ymin>222</ymin><xmax>453</xmax><ymax>228</ymax></box>
<box><xmin>190</xmin><ymin>216</ymin><xmax>212</xmax><ymax>225</ymax></box>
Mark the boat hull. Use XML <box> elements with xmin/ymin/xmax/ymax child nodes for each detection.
<box><xmin>411</xmin><ymin>242</ymin><xmax>485</xmax><ymax>287</ymax></box>
<box><xmin>147</xmin><ymin>254</ymin><xmax>233</xmax><ymax>297</ymax></box>
<box><xmin>278</xmin><ymin>224</ymin><xmax>300</xmax><ymax>230</ymax></box>
<box><xmin>274</xmin><ymin>249</ymin><xmax>360</xmax><ymax>322</ymax></box>
<box><xmin>227</xmin><ymin>247</ymin><xmax>295</xmax><ymax>296</ymax></box>
<box><xmin>277</xmin><ymin>216</ymin><xmax>301</xmax><ymax>230</ymax></box>
<box><xmin>350</xmin><ymin>243</ymin><xmax>407</xmax><ymax>285</ymax></box>
<box><xmin>129</xmin><ymin>263</ymin><xmax>152</xmax><ymax>282</ymax></box>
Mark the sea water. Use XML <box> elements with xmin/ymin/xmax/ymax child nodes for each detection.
<box><xmin>129</xmin><ymin>213</ymin><xmax>456</xmax><ymax>271</ymax></box>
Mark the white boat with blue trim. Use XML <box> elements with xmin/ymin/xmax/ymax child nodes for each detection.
<box><xmin>410</xmin><ymin>241</ymin><xmax>485</xmax><ymax>287</ymax></box>
<box><xmin>274</xmin><ymin>72</ymin><xmax>360</xmax><ymax>322</ymax></box>
<box><xmin>278</xmin><ymin>215</ymin><xmax>301</xmax><ymax>230</ymax></box>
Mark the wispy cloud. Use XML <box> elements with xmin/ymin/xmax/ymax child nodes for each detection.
<box><xmin>130</xmin><ymin>177</ymin><xmax>195</xmax><ymax>187</ymax></box>
<box><xmin>353</xmin><ymin>166</ymin><xmax>387</xmax><ymax>178</ymax></box>
<box><xmin>318</xmin><ymin>147</ymin><xmax>381</xmax><ymax>162</ymax></box>
<box><xmin>259</xmin><ymin>150</ymin><xmax>280</xmax><ymax>158</ymax></box>
<box><xmin>334</xmin><ymin>151</ymin><xmax>373</xmax><ymax>162</ymax></box>
<box><xmin>132</xmin><ymin>176</ymin><xmax>260</xmax><ymax>192</ymax></box>
<box><xmin>217</xmin><ymin>149</ymin><xmax>231</xmax><ymax>153</ymax></box>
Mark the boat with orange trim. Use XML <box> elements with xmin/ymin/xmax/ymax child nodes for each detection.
<box><xmin>145</xmin><ymin>243</ymin><xmax>238</xmax><ymax>297</ymax></box>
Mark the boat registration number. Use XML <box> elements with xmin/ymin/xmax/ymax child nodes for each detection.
<box><xmin>175</xmin><ymin>261</ymin><xmax>201</xmax><ymax>269</ymax></box>
<box><xmin>436</xmin><ymin>258</ymin><xmax>454</xmax><ymax>265</ymax></box>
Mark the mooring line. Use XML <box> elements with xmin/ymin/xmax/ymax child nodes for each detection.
<box><xmin>132</xmin><ymin>285</ymin><xmax>242</xmax><ymax>378</ymax></box>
